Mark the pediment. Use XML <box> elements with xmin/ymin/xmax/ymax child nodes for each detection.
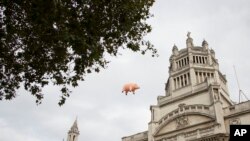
<box><xmin>156</xmin><ymin>114</ymin><xmax>213</xmax><ymax>136</ymax></box>
<box><xmin>154</xmin><ymin>104</ymin><xmax>215</xmax><ymax>136</ymax></box>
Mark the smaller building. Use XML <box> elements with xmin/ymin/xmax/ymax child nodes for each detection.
<box><xmin>66</xmin><ymin>119</ymin><xmax>80</xmax><ymax>141</ymax></box>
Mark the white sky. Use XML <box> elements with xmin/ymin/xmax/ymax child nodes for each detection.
<box><xmin>1</xmin><ymin>0</ymin><xmax>250</xmax><ymax>141</ymax></box>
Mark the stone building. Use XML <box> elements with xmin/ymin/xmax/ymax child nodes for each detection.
<box><xmin>122</xmin><ymin>33</ymin><xmax>250</xmax><ymax>141</ymax></box>
<box><xmin>66</xmin><ymin>119</ymin><xmax>80</xmax><ymax>141</ymax></box>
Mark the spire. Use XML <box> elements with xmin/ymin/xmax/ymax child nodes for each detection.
<box><xmin>70</xmin><ymin>118</ymin><xmax>79</xmax><ymax>132</ymax></box>
<box><xmin>186</xmin><ymin>32</ymin><xmax>194</xmax><ymax>48</ymax></box>
<box><xmin>67</xmin><ymin>118</ymin><xmax>79</xmax><ymax>141</ymax></box>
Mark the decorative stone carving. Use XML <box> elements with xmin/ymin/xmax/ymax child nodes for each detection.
<box><xmin>176</xmin><ymin>115</ymin><xmax>189</xmax><ymax>129</ymax></box>
<box><xmin>202</xmin><ymin>39</ymin><xmax>209</xmax><ymax>50</ymax></box>
<box><xmin>213</xmin><ymin>88</ymin><xmax>220</xmax><ymax>101</ymax></box>
<box><xmin>178</xmin><ymin>103</ymin><xmax>186</xmax><ymax>111</ymax></box>
<box><xmin>186</xmin><ymin>32</ymin><xmax>194</xmax><ymax>48</ymax></box>
<box><xmin>178</xmin><ymin>103</ymin><xmax>186</xmax><ymax>108</ymax></box>
<box><xmin>229</xmin><ymin>118</ymin><xmax>241</xmax><ymax>125</ymax></box>
<box><xmin>172</xmin><ymin>44</ymin><xmax>178</xmax><ymax>56</ymax></box>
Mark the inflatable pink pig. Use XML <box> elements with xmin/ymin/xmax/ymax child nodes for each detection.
<box><xmin>122</xmin><ymin>83</ymin><xmax>140</xmax><ymax>95</ymax></box>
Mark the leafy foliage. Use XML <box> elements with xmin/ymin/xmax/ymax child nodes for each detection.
<box><xmin>0</xmin><ymin>0</ymin><xmax>157</xmax><ymax>105</ymax></box>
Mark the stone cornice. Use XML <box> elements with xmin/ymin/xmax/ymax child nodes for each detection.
<box><xmin>224</xmin><ymin>109</ymin><xmax>250</xmax><ymax>119</ymax></box>
<box><xmin>192</xmin><ymin>67</ymin><xmax>215</xmax><ymax>72</ymax></box>
<box><xmin>191</xmin><ymin>133</ymin><xmax>228</xmax><ymax>141</ymax></box>
<box><xmin>174</xmin><ymin>52</ymin><xmax>188</xmax><ymax>60</ymax></box>
<box><xmin>170</xmin><ymin>66</ymin><xmax>190</xmax><ymax>76</ymax></box>
<box><xmin>159</xmin><ymin>86</ymin><xmax>208</xmax><ymax>107</ymax></box>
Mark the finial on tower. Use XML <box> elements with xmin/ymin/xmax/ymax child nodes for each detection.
<box><xmin>202</xmin><ymin>39</ymin><xmax>208</xmax><ymax>50</ymax></box>
<box><xmin>202</xmin><ymin>39</ymin><xmax>208</xmax><ymax>46</ymax></box>
<box><xmin>172</xmin><ymin>44</ymin><xmax>178</xmax><ymax>55</ymax></box>
<box><xmin>186</xmin><ymin>32</ymin><xmax>194</xmax><ymax>48</ymax></box>
<box><xmin>187</xmin><ymin>32</ymin><xmax>191</xmax><ymax>38</ymax></box>
<box><xmin>172</xmin><ymin>44</ymin><xmax>178</xmax><ymax>50</ymax></box>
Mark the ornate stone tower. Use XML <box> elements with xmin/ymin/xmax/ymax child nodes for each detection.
<box><xmin>67</xmin><ymin>119</ymin><xmax>80</xmax><ymax>141</ymax></box>
<box><xmin>148</xmin><ymin>32</ymin><xmax>234</xmax><ymax>141</ymax></box>
<box><xmin>122</xmin><ymin>33</ymin><xmax>250</xmax><ymax>141</ymax></box>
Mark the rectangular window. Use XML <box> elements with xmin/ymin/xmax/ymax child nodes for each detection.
<box><xmin>174</xmin><ymin>78</ymin><xmax>176</xmax><ymax>89</ymax></box>
<box><xmin>177</xmin><ymin>77</ymin><xmax>180</xmax><ymax>88</ymax></box>
<box><xmin>181</xmin><ymin>76</ymin><xmax>184</xmax><ymax>87</ymax></box>
<box><xmin>184</xmin><ymin>74</ymin><xmax>187</xmax><ymax>85</ymax></box>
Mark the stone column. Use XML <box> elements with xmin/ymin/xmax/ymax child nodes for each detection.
<box><xmin>214</xmin><ymin>70</ymin><xmax>220</xmax><ymax>84</ymax></box>
<box><xmin>189</xmin><ymin>68</ymin><xmax>196</xmax><ymax>92</ymax></box>
<box><xmin>169</xmin><ymin>77</ymin><xmax>174</xmax><ymax>94</ymax></box>
<box><xmin>208</xmin><ymin>50</ymin><xmax>213</xmax><ymax>65</ymax></box>
<box><xmin>211</xmin><ymin>86</ymin><xmax>227</xmax><ymax>133</ymax></box>
<box><xmin>148</xmin><ymin>122</ymin><xmax>156</xmax><ymax>141</ymax></box>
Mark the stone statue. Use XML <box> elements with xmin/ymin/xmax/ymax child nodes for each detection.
<box><xmin>186</xmin><ymin>32</ymin><xmax>193</xmax><ymax>48</ymax></box>
<box><xmin>187</xmin><ymin>32</ymin><xmax>191</xmax><ymax>38</ymax></box>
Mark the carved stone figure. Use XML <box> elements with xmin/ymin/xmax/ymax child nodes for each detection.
<box><xmin>186</xmin><ymin>32</ymin><xmax>194</xmax><ymax>48</ymax></box>
<box><xmin>229</xmin><ymin>118</ymin><xmax>241</xmax><ymax>125</ymax></box>
<box><xmin>187</xmin><ymin>32</ymin><xmax>191</xmax><ymax>38</ymax></box>
<box><xmin>176</xmin><ymin>115</ymin><xmax>189</xmax><ymax>129</ymax></box>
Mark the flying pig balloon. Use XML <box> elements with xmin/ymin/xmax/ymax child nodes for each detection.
<box><xmin>122</xmin><ymin>83</ymin><xmax>140</xmax><ymax>95</ymax></box>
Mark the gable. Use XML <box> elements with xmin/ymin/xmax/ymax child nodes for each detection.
<box><xmin>155</xmin><ymin>114</ymin><xmax>214</xmax><ymax>136</ymax></box>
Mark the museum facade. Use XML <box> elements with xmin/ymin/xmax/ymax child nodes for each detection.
<box><xmin>122</xmin><ymin>33</ymin><xmax>250</xmax><ymax>141</ymax></box>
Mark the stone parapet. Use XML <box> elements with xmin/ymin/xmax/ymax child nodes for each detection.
<box><xmin>223</xmin><ymin>100</ymin><xmax>250</xmax><ymax>118</ymax></box>
<box><xmin>122</xmin><ymin>131</ymin><xmax>148</xmax><ymax>141</ymax></box>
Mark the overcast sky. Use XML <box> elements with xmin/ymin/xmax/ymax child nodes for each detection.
<box><xmin>1</xmin><ymin>0</ymin><xmax>250</xmax><ymax>141</ymax></box>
